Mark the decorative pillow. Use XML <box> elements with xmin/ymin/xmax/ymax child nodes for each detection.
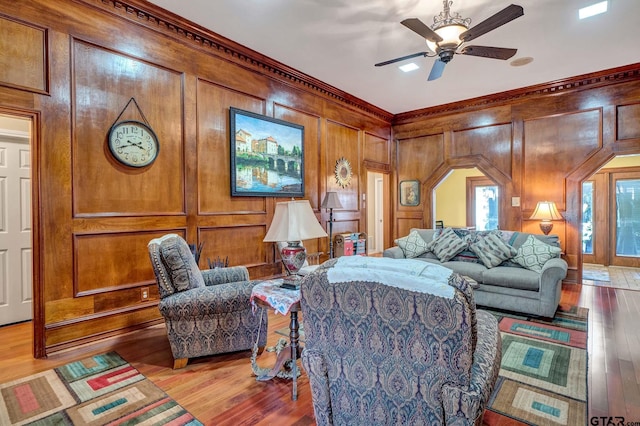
<box><xmin>512</xmin><ymin>235</ymin><xmax>562</xmax><ymax>272</ymax></box>
<box><xmin>396</xmin><ymin>230</ymin><xmax>431</xmax><ymax>258</ymax></box>
<box><xmin>431</xmin><ymin>228</ymin><xmax>468</xmax><ymax>262</ymax></box>
<box><xmin>470</xmin><ymin>233</ymin><xmax>517</xmax><ymax>268</ymax></box>
<box><xmin>159</xmin><ymin>236</ymin><xmax>205</xmax><ymax>292</ymax></box>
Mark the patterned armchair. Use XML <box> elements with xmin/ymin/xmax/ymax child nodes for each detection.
<box><xmin>148</xmin><ymin>234</ymin><xmax>267</xmax><ymax>369</ymax></box>
<box><xmin>300</xmin><ymin>256</ymin><xmax>501</xmax><ymax>425</ymax></box>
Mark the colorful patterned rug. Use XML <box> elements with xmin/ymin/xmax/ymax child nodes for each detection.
<box><xmin>0</xmin><ymin>352</ymin><xmax>202</xmax><ymax>425</ymax></box>
<box><xmin>484</xmin><ymin>304</ymin><xmax>589</xmax><ymax>425</ymax></box>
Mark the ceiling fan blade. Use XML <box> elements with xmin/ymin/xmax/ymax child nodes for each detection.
<box><xmin>460</xmin><ymin>45</ymin><xmax>518</xmax><ymax>60</ymax></box>
<box><xmin>428</xmin><ymin>59</ymin><xmax>446</xmax><ymax>81</ymax></box>
<box><xmin>460</xmin><ymin>4</ymin><xmax>524</xmax><ymax>43</ymax></box>
<box><xmin>374</xmin><ymin>51</ymin><xmax>428</xmax><ymax>67</ymax></box>
<box><xmin>401</xmin><ymin>18</ymin><xmax>443</xmax><ymax>43</ymax></box>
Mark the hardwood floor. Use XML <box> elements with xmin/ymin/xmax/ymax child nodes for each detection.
<box><xmin>2</xmin><ymin>283</ymin><xmax>640</xmax><ymax>425</ymax></box>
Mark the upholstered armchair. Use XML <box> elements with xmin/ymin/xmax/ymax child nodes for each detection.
<box><xmin>148</xmin><ymin>234</ymin><xmax>268</xmax><ymax>369</ymax></box>
<box><xmin>300</xmin><ymin>256</ymin><xmax>501</xmax><ymax>425</ymax></box>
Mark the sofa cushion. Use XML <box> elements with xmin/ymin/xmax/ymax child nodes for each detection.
<box><xmin>441</xmin><ymin>261</ymin><xmax>487</xmax><ymax>284</ymax></box>
<box><xmin>512</xmin><ymin>235</ymin><xmax>562</xmax><ymax>272</ymax></box>
<box><xmin>432</xmin><ymin>228</ymin><xmax>468</xmax><ymax>262</ymax></box>
<box><xmin>470</xmin><ymin>233</ymin><xmax>517</xmax><ymax>268</ymax></box>
<box><xmin>395</xmin><ymin>230</ymin><xmax>431</xmax><ymax>258</ymax></box>
<box><xmin>481</xmin><ymin>266</ymin><xmax>541</xmax><ymax>291</ymax></box>
<box><xmin>159</xmin><ymin>236</ymin><xmax>205</xmax><ymax>292</ymax></box>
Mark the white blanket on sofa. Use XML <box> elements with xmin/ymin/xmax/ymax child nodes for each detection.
<box><xmin>327</xmin><ymin>256</ymin><xmax>454</xmax><ymax>299</ymax></box>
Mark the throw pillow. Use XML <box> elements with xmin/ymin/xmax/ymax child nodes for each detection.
<box><xmin>396</xmin><ymin>230</ymin><xmax>431</xmax><ymax>258</ymax></box>
<box><xmin>159</xmin><ymin>236</ymin><xmax>205</xmax><ymax>292</ymax></box>
<box><xmin>470</xmin><ymin>233</ymin><xmax>517</xmax><ymax>268</ymax></box>
<box><xmin>512</xmin><ymin>234</ymin><xmax>562</xmax><ymax>272</ymax></box>
<box><xmin>431</xmin><ymin>227</ymin><xmax>468</xmax><ymax>262</ymax></box>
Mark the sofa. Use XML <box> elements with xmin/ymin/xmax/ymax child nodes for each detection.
<box><xmin>148</xmin><ymin>234</ymin><xmax>268</xmax><ymax>369</ymax></box>
<box><xmin>300</xmin><ymin>256</ymin><xmax>501</xmax><ymax>425</ymax></box>
<box><xmin>383</xmin><ymin>228</ymin><xmax>567</xmax><ymax>317</ymax></box>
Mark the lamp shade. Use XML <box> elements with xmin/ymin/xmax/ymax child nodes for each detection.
<box><xmin>529</xmin><ymin>201</ymin><xmax>563</xmax><ymax>221</ymax></box>
<box><xmin>321</xmin><ymin>192</ymin><xmax>343</xmax><ymax>210</ymax></box>
<box><xmin>263</xmin><ymin>200</ymin><xmax>328</xmax><ymax>242</ymax></box>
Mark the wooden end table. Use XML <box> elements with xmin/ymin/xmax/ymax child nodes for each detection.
<box><xmin>250</xmin><ymin>279</ymin><xmax>302</xmax><ymax>401</ymax></box>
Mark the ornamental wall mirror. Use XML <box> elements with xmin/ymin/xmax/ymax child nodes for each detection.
<box><xmin>334</xmin><ymin>157</ymin><xmax>352</xmax><ymax>188</ymax></box>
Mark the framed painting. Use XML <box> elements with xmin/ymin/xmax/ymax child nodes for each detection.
<box><xmin>229</xmin><ymin>107</ymin><xmax>304</xmax><ymax>197</ymax></box>
<box><xmin>400</xmin><ymin>179</ymin><xmax>420</xmax><ymax>206</ymax></box>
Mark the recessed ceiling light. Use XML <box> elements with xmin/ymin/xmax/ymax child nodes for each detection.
<box><xmin>399</xmin><ymin>63</ymin><xmax>419</xmax><ymax>72</ymax></box>
<box><xmin>579</xmin><ymin>1</ymin><xmax>608</xmax><ymax>19</ymax></box>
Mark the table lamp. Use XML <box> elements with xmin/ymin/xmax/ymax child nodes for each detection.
<box><xmin>529</xmin><ymin>201</ymin><xmax>563</xmax><ymax>235</ymax></box>
<box><xmin>263</xmin><ymin>200</ymin><xmax>328</xmax><ymax>278</ymax></box>
<box><xmin>321</xmin><ymin>192</ymin><xmax>343</xmax><ymax>258</ymax></box>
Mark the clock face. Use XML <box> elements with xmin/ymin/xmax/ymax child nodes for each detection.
<box><xmin>108</xmin><ymin>120</ymin><xmax>159</xmax><ymax>167</ymax></box>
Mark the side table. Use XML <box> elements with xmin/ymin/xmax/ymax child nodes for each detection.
<box><xmin>250</xmin><ymin>279</ymin><xmax>302</xmax><ymax>401</ymax></box>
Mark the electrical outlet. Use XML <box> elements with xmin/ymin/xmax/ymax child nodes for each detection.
<box><xmin>512</xmin><ymin>196</ymin><xmax>521</xmax><ymax>207</ymax></box>
<box><xmin>141</xmin><ymin>287</ymin><xmax>149</xmax><ymax>300</ymax></box>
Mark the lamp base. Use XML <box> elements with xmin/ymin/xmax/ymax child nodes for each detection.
<box><xmin>539</xmin><ymin>221</ymin><xmax>553</xmax><ymax>235</ymax></box>
<box><xmin>280</xmin><ymin>241</ymin><xmax>307</xmax><ymax>275</ymax></box>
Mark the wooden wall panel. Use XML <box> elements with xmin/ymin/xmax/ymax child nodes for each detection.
<box><xmin>326</xmin><ymin>121</ymin><xmax>359</xmax><ymax>211</ymax></box>
<box><xmin>74</xmin><ymin>231</ymin><xmax>169</xmax><ymax>295</ymax></box>
<box><xmin>0</xmin><ymin>16</ymin><xmax>47</xmax><ymax>93</ymax></box>
<box><xmin>452</xmin><ymin>124</ymin><xmax>512</xmax><ymax>178</ymax></box>
<box><xmin>199</xmin><ymin>226</ymin><xmax>266</xmax><ymax>269</ymax></box>
<box><xmin>618</xmin><ymin>103</ymin><xmax>640</xmax><ymax>140</ymax></box>
<box><xmin>72</xmin><ymin>40</ymin><xmax>185</xmax><ymax>216</ymax></box>
<box><xmin>197</xmin><ymin>80</ymin><xmax>265</xmax><ymax>215</ymax></box>
<box><xmin>364</xmin><ymin>132</ymin><xmax>390</xmax><ymax>166</ymax></box>
<box><xmin>274</xmin><ymin>104</ymin><xmax>322</xmax><ymax>209</ymax></box>
<box><xmin>523</xmin><ymin>109</ymin><xmax>601</xmax><ymax>211</ymax></box>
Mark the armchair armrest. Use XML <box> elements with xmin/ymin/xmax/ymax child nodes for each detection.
<box><xmin>442</xmin><ymin>310</ymin><xmax>501</xmax><ymax>424</ymax></box>
<box><xmin>202</xmin><ymin>265</ymin><xmax>250</xmax><ymax>286</ymax></box>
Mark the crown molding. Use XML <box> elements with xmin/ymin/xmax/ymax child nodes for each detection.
<box><xmin>394</xmin><ymin>63</ymin><xmax>640</xmax><ymax>124</ymax></box>
<box><xmin>88</xmin><ymin>0</ymin><xmax>394</xmax><ymax>122</ymax></box>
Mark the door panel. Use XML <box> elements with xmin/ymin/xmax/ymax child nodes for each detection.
<box><xmin>611</xmin><ymin>172</ymin><xmax>640</xmax><ymax>267</ymax></box>
<box><xmin>0</xmin><ymin>135</ymin><xmax>31</xmax><ymax>326</ymax></box>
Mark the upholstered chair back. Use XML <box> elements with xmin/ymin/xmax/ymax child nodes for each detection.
<box><xmin>300</xmin><ymin>256</ymin><xmax>500</xmax><ymax>425</ymax></box>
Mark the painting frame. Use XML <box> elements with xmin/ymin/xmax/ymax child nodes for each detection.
<box><xmin>400</xmin><ymin>179</ymin><xmax>420</xmax><ymax>206</ymax></box>
<box><xmin>229</xmin><ymin>107</ymin><xmax>305</xmax><ymax>198</ymax></box>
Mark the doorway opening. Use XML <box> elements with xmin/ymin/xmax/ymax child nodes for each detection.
<box><xmin>366</xmin><ymin>171</ymin><xmax>386</xmax><ymax>254</ymax></box>
<box><xmin>434</xmin><ymin>168</ymin><xmax>498</xmax><ymax>229</ymax></box>
<box><xmin>581</xmin><ymin>154</ymin><xmax>640</xmax><ymax>289</ymax></box>
<box><xmin>0</xmin><ymin>114</ymin><xmax>33</xmax><ymax>327</ymax></box>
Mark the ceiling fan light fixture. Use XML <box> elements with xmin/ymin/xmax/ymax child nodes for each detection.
<box><xmin>426</xmin><ymin>24</ymin><xmax>468</xmax><ymax>52</ymax></box>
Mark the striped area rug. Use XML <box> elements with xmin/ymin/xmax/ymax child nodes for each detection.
<box><xmin>0</xmin><ymin>352</ymin><xmax>202</xmax><ymax>425</ymax></box>
<box><xmin>484</xmin><ymin>305</ymin><xmax>588</xmax><ymax>425</ymax></box>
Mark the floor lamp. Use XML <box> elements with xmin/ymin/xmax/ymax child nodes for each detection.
<box><xmin>321</xmin><ymin>192</ymin><xmax>343</xmax><ymax>258</ymax></box>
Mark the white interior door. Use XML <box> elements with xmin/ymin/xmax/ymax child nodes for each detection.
<box><xmin>374</xmin><ymin>177</ymin><xmax>384</xmax><ymax>253</ymax></box>
<box><xmin>0</xmin><ymin>128</ymin><xmax>32</xmax><ymax>326</ymax></box>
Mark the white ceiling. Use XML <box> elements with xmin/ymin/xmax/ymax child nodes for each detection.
<box><xmin>147</xmin><ymin>0</ymin><xmax>640</xmax><ymax>114</ymax></box>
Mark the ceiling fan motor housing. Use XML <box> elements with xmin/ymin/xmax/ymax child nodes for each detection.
<box><xmin>439</xmin><ymin>50</ymin><xmax>455</xmax><ymax>63</ymax></box>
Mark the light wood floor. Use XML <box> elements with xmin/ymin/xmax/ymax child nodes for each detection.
<box><xmin>1</xmin><ymin>283</ymin><xmax>640</xmax><ymax>424</ymax></box>
<box><xmin>583</xmin><ymin>263</ymin><xmax>640</xmax><ymax>291</ymax></box>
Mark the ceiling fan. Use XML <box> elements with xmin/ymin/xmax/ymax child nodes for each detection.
<box><xmin>375</xmin><ymin>1</ymin><xmax>524</xmax><ymax>81</ymax></box>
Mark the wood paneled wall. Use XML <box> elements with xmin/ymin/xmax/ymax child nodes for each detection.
<box><xmin>0</xmin><ymin>0</ymin><xmax>392</xmax><ymax>356</ymax></box>
<box><xmin>392</xmin><ymin>65</ymin><xmax>640</xmax><ymax>283</ymax></box>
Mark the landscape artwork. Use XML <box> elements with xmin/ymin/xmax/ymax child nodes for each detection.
<box><xmin>230</xmin><ymin>107</ymin><xmax>304</xmax><ymax>197</ymax></box>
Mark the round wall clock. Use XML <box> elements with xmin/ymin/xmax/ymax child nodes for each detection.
<box><xmin>108</xmin><ymin>120</ymin><xmax>159</xmax><ymax>167</ymax></box>
<box><xmin>334</xmin><ymin>157</ymin><xmax>352</xmax><ymax>188</ymax></box>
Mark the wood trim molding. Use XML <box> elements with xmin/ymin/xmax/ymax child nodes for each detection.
<box><xmin>394</xmin><ymin>63</ymin><xmax>640</xmax><ymax>124</ymax></box>
<box><xmin>86</xmin><ymin>0</ymin><xmax>394</xmax><ymax>122</ymax></box>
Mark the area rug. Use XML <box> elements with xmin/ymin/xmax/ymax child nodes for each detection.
<box><xmin>0</xmin><ymin>352</ymin><xmax>202</xmax><ymax>426</ymax></box>
<box><xmin>484</xmin><ymin>304</ymin><xmax>588</xmax><ymax>425</ymax></box>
